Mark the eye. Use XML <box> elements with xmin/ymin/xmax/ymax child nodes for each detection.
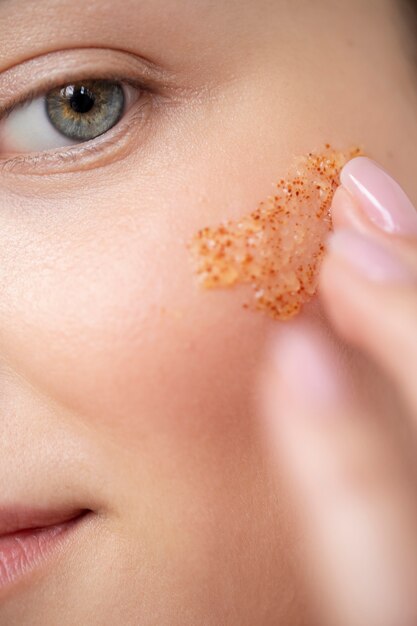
<box><xmin>0</xmin><ymin>79</ymin><xmax>139</xmax><ymax>155</ymax></box>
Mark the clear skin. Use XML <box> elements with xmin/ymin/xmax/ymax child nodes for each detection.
<box><xmin>0</xmin><ymin>0</ymin><xmax>416</xmax><ymax>624</ymax></box>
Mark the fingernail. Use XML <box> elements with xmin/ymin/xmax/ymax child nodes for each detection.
<box><xmin>341</xmin><ymin>157</ymin><xmax>417</xmax><ymax>236</ymax></box>
<box><xmin>327</xmin><ymin>230</ymin><xmax>416</xmax><ymax>284</ymax></box>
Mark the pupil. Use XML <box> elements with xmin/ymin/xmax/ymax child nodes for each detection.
<box><xmin>70</xmin><ymin>87</ymin><xmax>95</xmax><ymax>114</ymax></box>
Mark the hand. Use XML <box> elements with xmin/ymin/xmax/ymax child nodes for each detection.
<box><xmin>261</xmin><ymin>157</ymin><xmax>417</xmax><ymax>626</ymax></box>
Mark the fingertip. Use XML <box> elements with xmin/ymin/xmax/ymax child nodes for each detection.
<box><xmin>340</xmin><ymin>156</ymin><xmax>417</xmax><ymax>237</ymax></box>
<box><xmin>326</xmin><ymin>230</ymin><xmax>416</xmax><ymax>285</ymax></box>
<box><xmin>319</xmin><ymin>229</ymin><xmax>417</xmax><ymax>405</ymax></box>
<box><xmin>331</xmin><ymin>185</ymin><xmax>358</xmax><ymax>230</ymax></box>
<box><xmin>331</xmin><ymin>185</ymin><xmax>376</xmax><ymax>236</ymax></box>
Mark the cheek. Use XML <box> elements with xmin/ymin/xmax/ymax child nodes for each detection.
<box><xmin>0</xmin><ymin>176</ymin><xmax>273</xmax><ymax>456</ymax></box>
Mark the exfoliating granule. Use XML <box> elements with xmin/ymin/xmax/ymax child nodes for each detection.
<box><xmin>188</xmin><ymin>145</ymin><xmax>363</xmax><ymax>320</ymax></box>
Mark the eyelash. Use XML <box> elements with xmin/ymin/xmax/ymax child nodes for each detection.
<box><xmin>0</xmin><ymin>74</ymin><xmax>148</xmax><ymax>122</ymax></box>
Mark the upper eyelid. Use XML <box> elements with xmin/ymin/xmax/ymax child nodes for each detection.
<box><xmin>0</xmin><ymin>47</ymin><xmax>188</xmax><ymax>119</ymax></box>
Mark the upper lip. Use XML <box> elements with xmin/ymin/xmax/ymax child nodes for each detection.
<box><xmin>0</xmin><ymin>505</ymin><xmax>90</xmax><ymax>537</ymax></box>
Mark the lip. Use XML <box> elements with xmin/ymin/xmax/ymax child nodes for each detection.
<box><xmin>0</xmin><ymin>506</ymin><xmax>92</xmax><ymax>594</ymax></box>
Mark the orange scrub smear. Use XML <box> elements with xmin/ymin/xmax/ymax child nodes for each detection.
<box><xmin>188</xmin><ymin>144</ymin><xmax>363</xmax><ymax>320</ymax></box>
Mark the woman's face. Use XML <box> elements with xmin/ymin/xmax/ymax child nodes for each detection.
<box><xmin>0</xmin><ymin>0</ymin><xmax>416</xmax><ymax>623</ymax></box>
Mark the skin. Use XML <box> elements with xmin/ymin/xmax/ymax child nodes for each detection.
<box><xmin>0</xmin><ymin>0</ymin><xmax>416</xmax><ymax>624</ymax></box>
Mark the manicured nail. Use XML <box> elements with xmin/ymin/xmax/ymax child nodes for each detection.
<box><xmin>341</xmin><ymin>157</ymin><xmax>417</xmax><ymax>236</ymax></box>
<box><xmin>327</xmin><ymin>230</ymin><xmax>416</xmax><ymax>284</ymax></box>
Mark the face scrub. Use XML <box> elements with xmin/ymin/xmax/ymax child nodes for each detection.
<box><xmin>188</xmin><ymin>145</ymin><xmax>363</xmax><ymax>320</ymax></box>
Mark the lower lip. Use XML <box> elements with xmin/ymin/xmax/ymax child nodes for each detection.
<box><xmin>0</xmin><ymin>511</ymin><xmax>90</xmax><ymax>594</ymax></box>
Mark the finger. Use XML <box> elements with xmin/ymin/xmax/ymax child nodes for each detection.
<box><xmin>331</xmin><ymin>157</ymin><xmax>417</xmax><ymax>269</ymax></box>
<box><xmin>331</xmin><ymin>185</ymin><xmax>369</xmax><ymax>233</ymax></box>
<box><xmin>332</xmin><ymin>157</ymin><xmax>417</xmax><ymax>242</ymax></box>
<box><xmin>261</xmin><ymin>320</ymin><xmax>417</xmax><ymax>626</ymax></box>
<box><xmin>320</xmin><ymin>157</ymin><xmax>417</xmax><ymax>412</ymax></box>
